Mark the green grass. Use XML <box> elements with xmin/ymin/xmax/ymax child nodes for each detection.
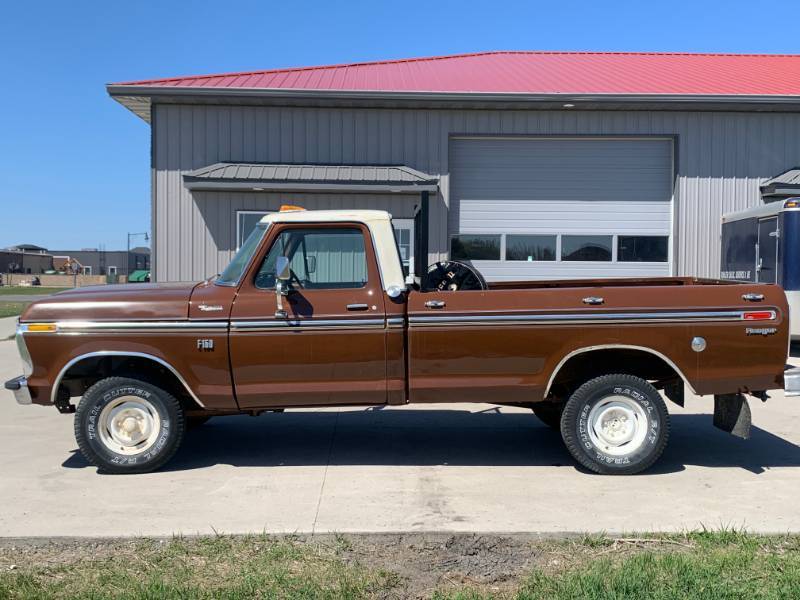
<box><xmin>0</xmin><ymin>302</ymin><xmax>29</xmax><ymax>318</ymax></box>
<box><xmin>0</xmin><ymin>536</ymin><xmax>399</xmax><ymax>600</ymax></box>
<box><xmin>0</xmin><ymin>287</ymin><xmax>68</xmax><ymax>296</ymax></box>
<box><xmin>1</xmin><ymin>532</ymin><xmax>799</xmax><ymax>599</ymax></box>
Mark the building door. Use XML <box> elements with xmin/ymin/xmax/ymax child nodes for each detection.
<box><xmin>449</xmin><ymin>137</ymin><xmax>674</xmax><ymax>281</ymax></box>
<box><xmin>757</xmin><ymin>217</ymin><xmax>779</xmax><ymax>284</ymax></box>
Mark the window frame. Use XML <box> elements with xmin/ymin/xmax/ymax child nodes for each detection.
<box><xmin>236</xmin><ymin>210</ymin><xmax>272</xmax><ymax>250</ymax></box>
<box><xmin>253</xmin><ymin>225</ymin><xmax>371</xmax><ymax>291</ymax></box>
<box><xmin>560</xmin><ymin>234</ymin><xmax>615</xmax><ymax>263</ymax></box>
<box><xmin>447</xmin><ymin>231</ymin><xmax>671</xmax><ymax>267</ymax></box>
<box><xmin>504</xmin><ymin>234</ymin><xmax>558</xmax><ymax>262</ymax></box>
<box><xmin>616</xmin><ymin>235</ymin><xmax>670</xmax><ymax>263</ymax></box>
<box><xmin>449</xmin><ymin>234</ymin><xmax>503</xmax><ymax>261</ymax></box>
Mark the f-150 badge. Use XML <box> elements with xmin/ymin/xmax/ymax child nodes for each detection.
<box><xmin>197</xmin><ymin>339</ymin><xmax>215</xmax><ymax>351</ymax></box>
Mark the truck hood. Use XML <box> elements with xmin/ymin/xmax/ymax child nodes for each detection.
<box><xmin>20</xmin><ymin>282</ymin><xmax>200</xmax><ymax>322</ymax></box>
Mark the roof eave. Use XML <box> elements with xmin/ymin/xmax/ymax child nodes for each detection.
<box><xmin>107</xmin><ymin>85</ymin><xmax>800</xmax><ymax>123</ymax></box>
<box><xmin>183</xmin><ymin>178</ymin><xmax>438</xmax><ymax>194</ymax></box>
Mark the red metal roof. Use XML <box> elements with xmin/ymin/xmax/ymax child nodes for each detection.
<box><xmin>113</xmin><ymin>51</ymin><xmax>800</xmax><ymax>97</ymax></box>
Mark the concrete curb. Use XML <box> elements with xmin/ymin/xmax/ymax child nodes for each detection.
<box><xmin>0</xmin><ymin>316</ymin><xmax>18</xmax><ymax>340</ymax></box>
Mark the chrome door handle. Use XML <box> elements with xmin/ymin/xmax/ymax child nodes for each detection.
<box><xmin>742</xmin><ymin>293</ymin><xmax>765</xmax><ymax>302</ymax></box>
<box><xmin>425</xmin><ymin>300</ymin><xmax>446</xmax><ymax>309</ymax></box>
<box><xmin>582</xmin><ymin>296</ymin><xmax>604</xmax><ymax>305</ymax></box>
<box><xmin>346</xmin><ymin>303</ymin><xmax>369</xmax><ymax>311</ymax></box>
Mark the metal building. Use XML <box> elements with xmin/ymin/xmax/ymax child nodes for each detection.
<box><xmin>107</xmin><ymin>51</ymin><xmax>800</xmax><ymax>282</ymax></box>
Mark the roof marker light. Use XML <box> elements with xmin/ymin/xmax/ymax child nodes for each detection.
<box><xmin>279</xmin><ymin>204</ymin><xmax>306</xmax><ymax>212</ymax></box>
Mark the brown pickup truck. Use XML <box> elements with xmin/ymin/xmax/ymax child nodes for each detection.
<box><xmin>6</xmin><ymin>208</ymin><xmax>799</xmax><ymax>475</ymax></box>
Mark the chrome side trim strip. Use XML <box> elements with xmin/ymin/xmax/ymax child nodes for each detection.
<box><xmin>231</xmin><ymin>318</ymin><xmax>386</xmax><ymax>330</ymax></box>
<box><xmin>386</xmin><ymin>317</ymin><xmax>405</xmax><ymax>328</ymax></box>
<box><xmin>409</xmin><ymin>310</ymin><xmax>773</xmax><ymax>327</ymax></box>
<box><xmin>51</xmin><ymin>351</ymin><xmax>205</xmax><ymax>408</ymax></box>
<box><xmin>56</xmin><ymin>321</ymin><xmax>229</xmax><ymax>331</ymax></box>
<box><xmin>544</xmin><ymin>344</ymin><xmax>699</xmax><ymax>397</ymax></box>
<box><xmin>15</xmin><ymin>325</ymin><xmax>33</xmax><ymax>378</ymax></box>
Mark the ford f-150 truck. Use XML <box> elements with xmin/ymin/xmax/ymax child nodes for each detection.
<box><xmin>6</xmin><ymin>208</ymin><xmax>800</xmax><ymax>474</ymax></box>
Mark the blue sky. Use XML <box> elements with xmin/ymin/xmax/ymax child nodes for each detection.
<box><xmin>1</xmin><ymin>0</ymin><xmax>798</xmax><ymax>250</ymax></box>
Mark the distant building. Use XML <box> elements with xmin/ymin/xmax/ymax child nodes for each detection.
<box><xmin>6</xmin><ymin>244</ymin><xmax>49</xmax><ymax>255</ymax></box>
<box><xmin>49</xmin><ymin>247</ymin><xmax>150</xmax><ymax>277</ymax></box>
<box><xmin>0</xmin><ymin>247</ymin><xmax>53</xmax><ymax>274</ymax></box>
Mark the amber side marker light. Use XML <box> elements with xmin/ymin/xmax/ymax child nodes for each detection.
<box><xmin>279</xmin><ymin>204</ymin><xmax>306</xmax><ymax>212</ymax></box>
<box><xmin>784</xmin><ymin>200</ymin><xmax>799</xmax><ymax>208</ymax></box>
<box><xmin>743</xmin><ymin>311</ymin><xmax>775</xmax><ymax>321</ymax></box>
<box><xmin>27</xmin><ymin>323</ymin><xmax>57</xmax><ymax>332</ymax></box>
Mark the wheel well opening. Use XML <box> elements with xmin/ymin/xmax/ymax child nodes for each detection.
<box><xmin>547</xmin><ymin>348</ymin><xmax>684</xmax><ymax>403</ymax></box>
<box><xmin>56</xmin><ymin>355</ymin><xmax>202</xmax><ymax>410</ymax></box>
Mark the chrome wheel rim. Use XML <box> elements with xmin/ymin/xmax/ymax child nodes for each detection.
<box><xmin>97</xmin><ymin>395</ymin><xmax>161</xmax><ymax>456</ymax></box>
<box><xmin>586</xmin><ymin>395</ymin><xmax>648</xmax><ymax>457</ymax></box>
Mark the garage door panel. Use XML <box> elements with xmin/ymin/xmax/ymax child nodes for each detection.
<box><xmin>450</xmin><ymin>138</ymin><xmax>673</xmax><ymax>204</ymax></box>
<box><xmin>471</xmin><ymin>261</ymin><xmax>671</xmax><ymax>281</ymax></box>
<box><xmin>448</xmin><ymin>137</ymin><xmax>674</xmax><ymax>280</ymax></box>
<box><xmin>459</xmin><ymin>200</ymin><xmax>671</xmax><ymax>236</ymax></box>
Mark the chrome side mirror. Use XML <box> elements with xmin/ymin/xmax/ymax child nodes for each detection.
<box><xmin>274</xmin><ymin>256</ymin><xmax>291</xmax><ymax>318</ymax></box>
<box><xmin>275</xmin><ymin>256</ymin><xmax>291</xmax><ymax>281</ymax></box>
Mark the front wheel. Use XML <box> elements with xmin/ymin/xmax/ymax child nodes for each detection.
<box><xmin>74</xmin><ymin>377</ymin><xmax>186</xmax><ymax>474</ymax></box>
<box><xmin>560</xmin><ymin>374</ymin><xmax>669</xmax><ymax>475</ymax></box>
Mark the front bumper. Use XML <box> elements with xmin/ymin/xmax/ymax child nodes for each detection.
<box><xmin>785</xmin><ymin>367</ymin><xmax>800</xmax><ymax>397</ymax></box>
<box><xmin>4</xmin><ymin>376</ymin><xmax>31</xmax><ymax>405</ymax></box>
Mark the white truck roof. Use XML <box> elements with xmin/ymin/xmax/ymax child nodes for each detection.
<box><xmin>260</xmin><ymin>209</ymin><xmax>406</xmax><ymax>292</ymax></box>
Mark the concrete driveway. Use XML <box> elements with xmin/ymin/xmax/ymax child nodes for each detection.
<box><xmin>2</xmin><ymin>338</ymin><xmax>800</xmax><ymax>538</ymax></box>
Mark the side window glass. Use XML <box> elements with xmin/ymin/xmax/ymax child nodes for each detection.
<box><xmin>255</xmin><ymin>228</ymin><xmax>368</xmax><ymax>290</ymax></box>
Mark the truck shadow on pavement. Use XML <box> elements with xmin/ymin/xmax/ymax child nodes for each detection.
<box><xmin>61</xmin><ymin>409</ymin><xmax>800</xmax><ymax>475</ymax></box>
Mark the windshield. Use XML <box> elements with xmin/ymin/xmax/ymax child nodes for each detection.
<box><xmin>215</xmin><ymin>223</ymin><xmax>268</xmax><ymax>286</ymax></box>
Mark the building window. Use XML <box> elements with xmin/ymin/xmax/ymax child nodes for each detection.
<box><xmin>506</xmin><ymin>235</ymin><xmax>557</xmax><ymax>261</ymax></box>
<box><xmin>392</xmin><ymin>218</ymin><xmax>414</xmax><ymax>273</ymax></box>
<box><xmin>108</xmin><ymin>266</ymin><xmax>118</xmax><ymax>276</ymax></box>
<box><xmin>255</xmin><ymin>228</ymin><xmax>368</xmax><ymax>289</ymax></box>
<box><xmin>237</xmin><ymin>211</ymin><xmax>272</xmax><ymax>249</ymax></box>
<box><xmin>561</xmin><ymin>235</ymin><xmax>613</xmax><ymax>261</ymax></box>
<box><xmin>82</xmin><ymin>266</ymin><xmax>93</xmax><ymax>275</ymax></box>
<box><xmin>617</xmin><ymin>236</ymin><xmax>669</xmax><ymax>262</ymax></box>
<box><xmin>451</xmin><ymin>235</ymin><xmax>501</xmax><ymax>261</ymax></box>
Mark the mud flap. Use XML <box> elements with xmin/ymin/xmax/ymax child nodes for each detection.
<box><xmin>713</xmin><ymin>393</ymin><xmax>751</xmax><ymax>439</ymax></box>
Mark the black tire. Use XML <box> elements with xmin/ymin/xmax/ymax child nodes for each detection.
<box><xmin>560</xmin><ymin>374</ymin><xmax>669</xmax><ymax>475</ymax></box>
<box><xmin>531</xmin><ymin>402</ymin><xmax>563</xmax><ymax>430</ymax></box>
<box><xmin>74</xmin><ymin>377</ymin><xmax>185</xmax><ymax>474</ymax></box>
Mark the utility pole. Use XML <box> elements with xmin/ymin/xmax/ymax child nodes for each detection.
<box><xmin>126</xmin><ymin>232</ymin><xmax>149</xmax><ymax>282</ymax></box>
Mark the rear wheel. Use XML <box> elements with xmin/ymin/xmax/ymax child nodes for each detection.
<box><xmin>74</xmin><ymin>377</ymin><xmax>185</xmax><ymax>474</ymax></box>
<box><xmin>560</xmin><ymin>374</ymin><xmax>669</xmax><ymax>475</ymax></box>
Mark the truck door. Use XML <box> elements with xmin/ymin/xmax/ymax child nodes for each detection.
<box><xmin>229</xmin><ymin>223</ymin><xmax>388</xmax><ymax>409</ymax></box>
<box><xmin>757</xmin><ymin>217</ymin><xmax>779</xmax><ymax>284</ymax></box>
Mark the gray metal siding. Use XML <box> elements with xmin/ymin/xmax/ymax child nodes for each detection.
<box><xmin>152</xmin><ymin>103</ymin><xmax>800</xmax><ymax>282</ymax></box>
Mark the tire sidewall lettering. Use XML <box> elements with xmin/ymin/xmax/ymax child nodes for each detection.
<box><xmin>575</xmin><ymin>382</ymin><xmax>662</xmax><ymax>470</ymax></box>
<box><xmin>82</xmin><ymin>383</ymin><xmax>173</xmax><ymax>468</ymax></box>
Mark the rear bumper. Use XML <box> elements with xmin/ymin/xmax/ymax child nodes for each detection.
<box><xmin>785</xmin><ymin>367</ymin><xmax>800</xmax><ymax>397</ymax></box>
<box><xmin>4</xmin><ymin>376</ymin><xmax>31</xmax><ymax>405</ymax></box>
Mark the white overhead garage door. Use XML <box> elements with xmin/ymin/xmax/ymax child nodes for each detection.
<box><xmin>448</xmin><ymin>137</ymin><xmax>674</xmax><ymax>281</ymax></box>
